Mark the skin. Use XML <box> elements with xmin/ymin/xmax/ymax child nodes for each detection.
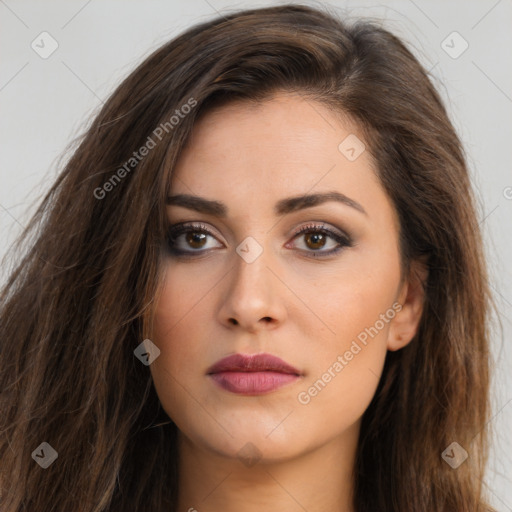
<box><xmin>149</xmin><ymin>92</ymin><xmax>426</xmax><ymax>512</ymax></box>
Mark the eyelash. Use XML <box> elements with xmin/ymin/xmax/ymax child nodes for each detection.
<box><xmin>166</xmin><ymin>222</ymin><xmax>353</xmax><ymax>259</ymax></box>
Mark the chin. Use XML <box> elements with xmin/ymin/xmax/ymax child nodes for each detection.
<box><xmin>181</xmin><ymin>418</ymin><xmax>314</xmax><ymax>465</ymax></box>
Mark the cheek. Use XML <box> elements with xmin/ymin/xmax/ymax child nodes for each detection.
<box><xmin>292</xmin><ymin>245</ymin><xmax>400</xmax><ymax>420</ymax></box>
<box><xmin>152</xmin><ymin>262</ymin><xmax>218</xmax><ymax>347</ymax></box>
<box><xmin>294</xmin><ymin>240</ymin><xmax>401</xmax><ymax>356</ymax></box>
<box><xmin>290</xmin><ymin>320</ymin><xmax>392</xmax><ymax>449</ymax></box>
<box><xmin>148</xmin><ymin>266</ymin><xmax>214</xmax><ymax>417</ymax></box>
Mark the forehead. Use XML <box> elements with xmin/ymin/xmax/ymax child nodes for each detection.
<box><xmin>169</xmin><ymin>92</ymin><xmax>383</xmax><ymax>217</ymax></box>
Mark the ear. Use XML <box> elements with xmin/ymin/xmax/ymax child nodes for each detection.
<box><xmin>387</xmin><ymin>257</ymin><xmax>429</xmax><ymax>351</ymax></box>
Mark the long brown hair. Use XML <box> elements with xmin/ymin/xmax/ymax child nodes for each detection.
<box><xmin>0</xmin><ymin>4</ymin><xmax>496</xmax><ymax>511</ymax></box>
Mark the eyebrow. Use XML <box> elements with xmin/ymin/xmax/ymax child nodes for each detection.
<box><xmin>166</xmin><ymin>191</ymin><xmax>368</xmax><ymax>218</ymax></box>
<box><xmin>166</xmin><ymin>191</ymin><xmax>367</xmax><ymax>217</ymax></box>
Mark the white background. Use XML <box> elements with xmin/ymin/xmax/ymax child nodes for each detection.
<box><xmin>1</xmin><ymin>0</ymin><xmax>511</xmax><ymax>509</ymax></box>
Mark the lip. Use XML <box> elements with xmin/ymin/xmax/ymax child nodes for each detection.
<box><xmin>207</xmin><ymin>353</ymin><xmax>302</xmax><ymax>395</ymax></box>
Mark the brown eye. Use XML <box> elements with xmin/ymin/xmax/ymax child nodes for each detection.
<box><xmin>166</xmin><ymin>223</ymin><xmax>222</xmax><ymax>256</ymax></box>
<box><xmin>184</xmin><ymin>231</ymin><xmax>208</xmax><ymax>249</ymax></box>
<box><xmin>290</xmin><ymin>223</ymin><xmax>353</xmax><ymax>258</ymax></box>
<box><xmin>166</xmin><ymin>222</ymin><xmax>353</xmax><ymax>259</ymax></box>
<box><xmin>303</xmin><ymin>232</ymin><xmax>328</xmax><ymax>250</ymax></box>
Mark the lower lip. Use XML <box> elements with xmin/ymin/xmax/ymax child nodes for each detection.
<box><xmin>209</xmin><ymin>371</ymin><xmax>300</xmax><ymax>395</ymax></box>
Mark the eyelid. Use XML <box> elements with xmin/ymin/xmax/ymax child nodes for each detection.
<box><xmin>165</xmin><ymin>220</ymin><xmax>353</xmax><ymax>257</ymax></box>
<box><xmin>290</xmin><ymin>221</ymin><xmax>350</xmax><ymax>241</ymax></box>
<box><xmin>166</xmin><ymin>221</ymin><xmax>224</xmax><ymax>247</ymax></box>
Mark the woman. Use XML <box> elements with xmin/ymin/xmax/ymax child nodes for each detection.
<box><xmin>0</xmin><ymin>4</ymin><xmax>496</xmax><ymax>511</ymax></box>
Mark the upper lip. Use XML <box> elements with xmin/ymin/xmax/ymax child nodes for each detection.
<box><xmin>207</xmin><ymin>353</ymin><xmax>301</xmax><ymax>375</ymax></box>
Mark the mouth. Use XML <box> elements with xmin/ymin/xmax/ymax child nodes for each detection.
<box><xmin>206</xmin><ymin>353</ymin><xmax>302</xmax><ymax>395</ymax></box>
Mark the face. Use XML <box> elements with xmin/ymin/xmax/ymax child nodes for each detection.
<box><xmin>149</xmin><ymin>92</ymin><xmax>424</xmax><ymax>463</ymax></box>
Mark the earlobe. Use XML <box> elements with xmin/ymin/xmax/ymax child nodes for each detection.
<box><xmin>387</xmin><ymin>258</ymin><xmax>429</xmax><ymax>352</ymax></box>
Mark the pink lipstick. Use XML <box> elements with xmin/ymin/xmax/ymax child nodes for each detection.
<box><xmin>207</xmin><ymin>353</ymin><xmax>302</xmax><ymax>395</ymax></box>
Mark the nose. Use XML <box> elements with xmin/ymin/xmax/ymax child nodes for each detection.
<box><xmin>217</xmin><ymin>239</ymin><xmax>288</xmax><ymax>333</ymax></box>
